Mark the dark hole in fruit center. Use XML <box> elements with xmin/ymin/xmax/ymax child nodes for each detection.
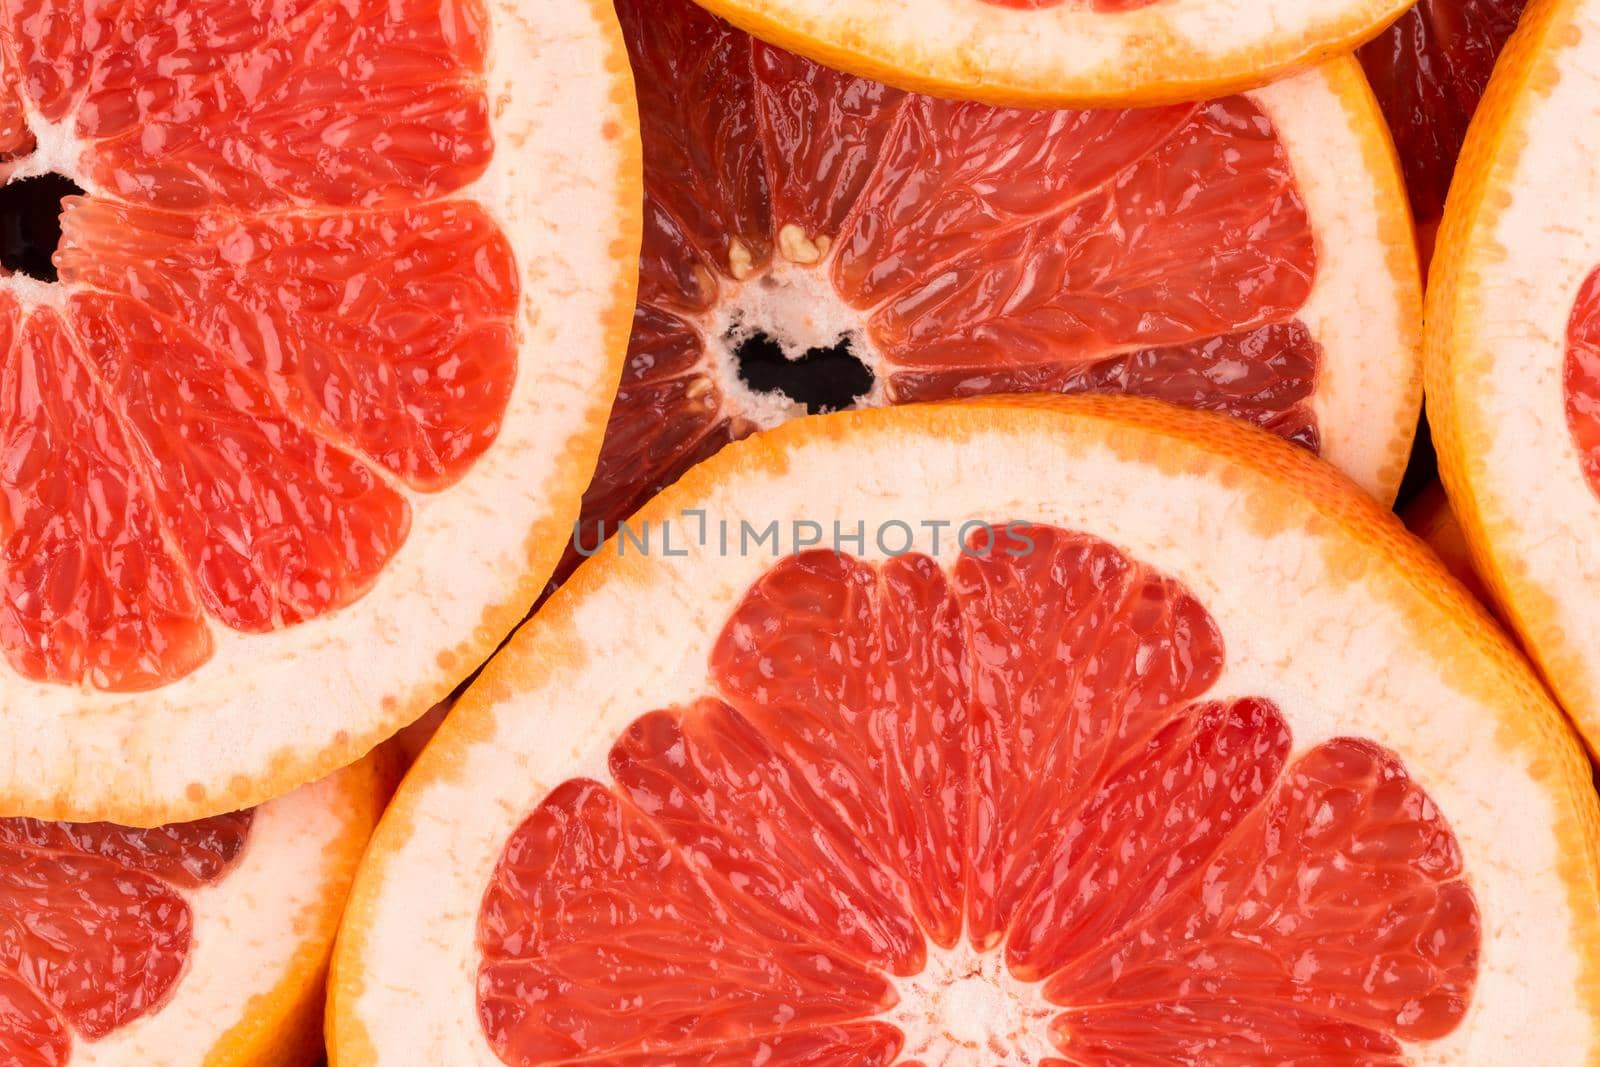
<box><xmin>0</xmin><ymin>173</ymin><xmax>83</xmax><ymax>283</ymax></box>
<box><xmin>733</xmin><ymin>330</ymin><xmax>874</xmax><ymax>414</ymax></box>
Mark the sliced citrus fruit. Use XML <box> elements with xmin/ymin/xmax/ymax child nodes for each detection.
<box><xmin>0</xmin><ymin>0</ymin><xmax>641</xmax><ymax>823</ymax></box>
<box><xmin>1357</xmin><ymin>0</ymin><xmax>1529</xmax><ymax>264</ymax></box>
<box><xmin>330</xmin><ymin>397</ymin><xmax>1600</xmax><ymax>1065</ymax></box>
<box><xmin>1426</xmin><ymin>0</ymin><xmax>1600</xmax><ymax>753</ymax></box>
<box><xmin>570</xmin><ymin>0</ymin><xmax>1420</xmax><ymax>581</ymax></box>
<box><xmin>682</xmin><ymin>0</ymin><xmax>1413</xmax><ymax>106</ymax></box>
<box><xmin>2</xmin><ymin>755</ymin><xmax>387</xmax><ymax>1066</ymax></box>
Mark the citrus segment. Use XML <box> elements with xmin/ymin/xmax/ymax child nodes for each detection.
<box><xmin>683</xmin><ymin>0</ymin><xmax>1412</xmax><ymax>107</ymax></box>
<box><xmin>1358</xmin><ymin>0</ymin><xmax>1528</xmax><ymax>262</ymax></box>
<box><xmin>1043</xmin><ymin>737</ymin><xmax>1479</xmax><ymax>1055</ymax></box>
<box><xmin>68</xmin><ymin>292</ymin><xmax>410</xmax><ymax>632</ymax></box>
<box><xmin>1003</xmin><ymin>697</ymin><xmax>1290</xmax><ymax>982</ymax></box>
<box><xmin>476</xmin><ymin>779</ymin><xmax>895</xmax><ymax>1063</ymax></box>
<box><xmin>0</xmin><ymin>298</ymin><xmax>210</xmax><ymax>690</ymax></box>
<box><xmin>829</xmin><ymin>99</ymin><xmax>1316</xmax><ymax>366</ymax></box>
<box><xmin>952</xmin><ymin>527</ymin><xmax>1225</xmax><ymax>952</ymax></box>
<box><xmin>333</xmin><ymin>399</ymin><xmax>1600</xmax><ymax>1064</ymax></box>
<box><xmin>0</xmin><ymin>758</ymin><xmax>386</xmax><ymax>1064</ymax></box>
<box><xmin>0</xmin><ymin>70</ymin><xmax>28</xmax><ymax>162</ymax></box>
<box><xmin>3</xmin><ymin>0</ymin><xmax>493</xmax><ymax>210</ymax></box>
<box><xmin>58</xmin><ymin>199</ymin><xmax>519</xmax><ymax>490</ymax></box>
<box><xmin>576</xmin><ymin>0</ymin><xmax>1417</xmax><ymax>584</ymax></box>
<box><xmin>0</xmin><ymin>0</ymin><xmax>640</xmax><ymax>823</ymax></box>
<box><xmin>710</xmin><ymin>551</ymin><xmax>967</xmax><ymax>950</ymax></box>
<box><xmin>611</xmin><ymin>700</ymin><xmax>925</xmax><ymax>972</ymax></box>
<box><xmin>0</xmin><ymin>812</ymin><xmax>250</xmax><ymax>1058</ymax></box>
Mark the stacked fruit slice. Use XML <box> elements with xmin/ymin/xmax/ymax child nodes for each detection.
<box><xmin>332</xmin><ymin>398</ymin><xmax>1600</xmax><ymax>1064</ymax></box>
<box><xmin>0</xmin><ymin>0</ymin><xmax>639</xmax><ymax>1063</ymax></box>
<box><xmin>4</xmin><ymin>760</ymin><xmax>387</xmax><ymax>1066</ymax></box>
<box><xmin>690</xmin><ymin>0</ymin><xmax>1413</xmax><ymax>105</ymax></box>
<box><xmin>0</xmin><ymin>0</ymin><xmax>640</xmax><ymax>825</ymax></box>
<box><xmin>1</xmin><ymin>0</ymin><xmax>1597</xmax><ymax>1063</ymax></box>
<box><xmin>1428</xmin><ymin>0</ymin><xmax>1600</xmax><ymax>753</ymax></box>
<box><xmin>573</xmin><ymin>0</ymin><xmax>1423</xmax><ymax>583</ymax></box>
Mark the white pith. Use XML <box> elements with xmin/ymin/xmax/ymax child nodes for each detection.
<box><xmin>886</xmin><ymin>946</ymin><xmax>1056</xmax><ymax>1066</ymax></box>
<box><xmin>0</xmin><ymin>0</ymin><xmax>637</xmax><ymax>820</ymax></box>
<box><xmin>1437</xmin><ymin>0</ymin><xmax>1600</xmax><ymax>740</ymax></box>
<box><xmin>686</xmin><ymin>61</ymin><xmax>1416</xmax><ymax>503</ymax></box>
<box><xmin>70</xmin><ymin>765</ymin><xmax>366</xmax><ymax>1064</ymax></box>
<box><xmin>704</xmin><ymin>249</ymin><xmax>888</xmax><ymax>430</ymax></box>
<box><xmin>0</xmin><ymin>114</ymin><xmax>84</xmax><ymax>313</ymax></box>
<box><xmin>705</xmin><ymin>0</ymin><xmax>1405</xmax><ymax>102</ymax></box>
<box><xmin>339</xmin><ymin>407</ymin><xmax>1591</xmax><ymax>1065</ymax></box>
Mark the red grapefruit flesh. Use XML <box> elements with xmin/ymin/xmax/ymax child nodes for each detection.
<box><xmin>476</xmin><ymin>529</ymin><xmax>1480</xmax><ymax>1064</ymax></box>
<box><xmin>574</xmin><ymin>0</ymin><xmax>1417</xmax><ymax>579</ymax></box>
<box><xmin>0</xmin><ymin>812</ymin><xmax>250</xmax><ymax>1064</ymax></box>
<box><xmin>333</xmin><ymin>399</ymin><xmax>1600</xmax><ymax>1064</ymax></box>
<box><xmin>1358</xmin><ymin>0</ymin><xmax>1529</xmax><ymax>263</ymax></box>
<box><xmin>0</xmin><ymin>0</ymin><xmax>514</xmax><ymax>692</ymax></box>
<box><xmin>1566</xmin><ymin>266</ymin><xmax>1600</xmax><ymax>496</ymax></box>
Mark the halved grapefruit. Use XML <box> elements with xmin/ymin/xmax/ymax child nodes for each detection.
<box><xmin>682</xmin><ymin>0</ymin><xmax>1413</xmax><ymax>106</ymax></box>
<box><xmin>2</xmin><ymin>756</ymin><xmax>387</xmax><ymax>1066</ymax></box>
<box><xmin>330</xmin><ymin>397</ymin><xmax>1600</xmax><ymax>1065</ymax></box>
<box><xmin>1357</xmin><ymin>0</ymin><xmax>1528</xmax><ymax>264</ymax></box>
<box><xmin>0</xmin><ymin>0</ymin><xmax>641</xmax><ymax>824</ymax></box>
<box><xmin>571</xmin><ymin>0</ymin><xmax>1421</xmax><ymax>581</ymax></box>
<box><xmin>1426</xmin><ymin>0</ymin><xmax>1600</xmax><ymax>754</ymax></box>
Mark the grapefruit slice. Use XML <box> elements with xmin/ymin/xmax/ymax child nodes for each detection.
<box><xmin>330</xmin><ymin>397</ymin><xmax>1600</xmax><ymax>1065</ymax></box>
<box><xmin>572</xmin><ymin>0</ymin><xmax>1420</xmax><ymax>582</ymax></box>
<box><xmin>0</xmin><ymin>0</ymin><xmax>641</xmax><ymax>823</ymax></box>
<box><xmin>1426</xmin><ymin>0</ymin><xmax>1600</xmax><ymax>754</ymax></box>
<box><xmin>1357</xmin><ymin>0</ymin><xmax>1529</xmax><ymax>264</ymax></box>
<box><xmin>682</xmin><ymin>0</ymin><xmax>1413</xmax><ymax>106</ymax></box>
<box><xmin>2</xmin><ymin>756</ymin><xmax>386</xmax><ymax>1066</ymax></box>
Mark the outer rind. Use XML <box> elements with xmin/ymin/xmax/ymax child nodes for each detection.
<box><xmin>691</xmin><ymin>0</ymin><xmax>1411</xmax><ymax>107</ymax></box>
<box><xmin>329</xmin><ymin>396</ymin><xmax>1600</xmax><ymax>1065</ymax></box>
<box><xmin>0</xmin><ymin>0</ymin><xmax>643</xmax><ymax>826</ymax></box>
<box><xmin>1424</xmin><ymin>0</ymin><xmax>1600</xmax><ymax>751</ymax></box>
<box><xmin>1248</xmin><ymin>57</ymin><xmax>1421</xmax><ymax>505</ymax></box>
<box><xmin>1402</xmin><ymin>483</ymin><xmax>1493</xmax><ymax>606</ymax></box>
<box><xmin>71</xmin><ymin>755</ymin><xmax>392</xmax><ymax>1066</ymax></box>
<box><xmin>203</xmin><ymin>755</ymin><xmax>393</xmax><ymax>1067</ymax></box>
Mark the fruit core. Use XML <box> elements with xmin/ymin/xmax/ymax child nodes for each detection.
<box><xmin>0</xmin><ymin>173</ymin><xmax>81</xmax><ymax>283</ymax></box>
<box><xmin>715</xmin><ymin>248</ymin><xmax>881</xmax><ymax>422</ymax></box>
<box><xmin>573</xmin><ymin>0</ymin><xmax>1326</xmax><ymax>584</ymax></box>
<box><xmin>888</xmin><ymin>948</ymin><xmax>1056</xmax><ymax>1065</ymax></box>
<box><xmin>478</xmin><ymin>527</ymin><xmax>1481</xmax><ymax>1063</ymax></box>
